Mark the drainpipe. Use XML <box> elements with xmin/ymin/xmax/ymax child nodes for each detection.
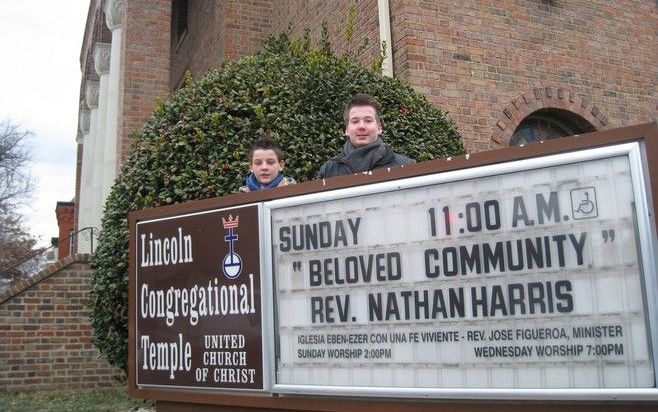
<box><xmin>377</xmin><ymin>0</ymin><xmax>393</xmax><ymax>77</ymax></box>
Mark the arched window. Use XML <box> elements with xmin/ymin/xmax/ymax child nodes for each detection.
<box><xmin>510</xmin><ymin>109</ymin><xmax>595</xmax><ymax>146</ymax></box>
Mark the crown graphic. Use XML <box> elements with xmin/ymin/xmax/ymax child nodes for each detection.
<box><xmin>222</xmin><ymin>215</ymin><xmax>239</xmax><ymax>229</ymax></box>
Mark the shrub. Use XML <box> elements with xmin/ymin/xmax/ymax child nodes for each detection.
<box><xmin>90</xmin><ymin>31</ymin><xmax>465</xmax><ymax>372</ymax></box>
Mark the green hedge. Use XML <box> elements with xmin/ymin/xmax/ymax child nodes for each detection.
<box><xmin>90</xmin><ymin>32</ymin><xmax>465</xmax><ymax>372</ymax></box>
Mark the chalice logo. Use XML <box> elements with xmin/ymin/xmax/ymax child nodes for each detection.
<box><xmin>221</xmin><ymin>215</ymin><xmax>242</xmax><ymax>279</ymax></box>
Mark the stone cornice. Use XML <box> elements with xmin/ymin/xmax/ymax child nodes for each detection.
<box><xmin>105</xmin><ymin>0</ymin><xmax>124</xmax><ymax>30</ymax></box>
<box><xmin>93</xmin><ymin>42</ymin><xmax>111</xmax><ymax>76</ymax></box>
<box><xmin>85</xmin><ymin>81</ymin><xmax>100</xmax><ymax>109</ymax></box>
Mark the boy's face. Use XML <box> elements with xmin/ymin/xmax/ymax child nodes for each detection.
<box><xmin>345</xmin><ymin>105</ymin><xmax>382</xmax><ymax>147</ymax></box>
<box><xmin>249</xmin><ymin>149</ymin><xmax>284</xmax><ymax>185</ymax></box>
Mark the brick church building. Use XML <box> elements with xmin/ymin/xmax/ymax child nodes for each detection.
<box><xmin>74</xmin><ymin>0</ymin><xmax>657</xmax><ymax>243</ymax></box>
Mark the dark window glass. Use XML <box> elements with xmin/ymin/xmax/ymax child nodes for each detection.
<box><xmin>510</xmin><ymin>109</ymin><xmax>595</xmax><ymax>146</ymax></box>
<box><xmin>171</xmin><ymin>0</ymin><xmax>188</xmax><ymax>44</ymax></box>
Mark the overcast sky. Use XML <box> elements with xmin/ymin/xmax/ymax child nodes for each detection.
<box><xmin>0</xmin><ymin>1</ymin><xmax>90</xmax><ymax>246</ymax></box>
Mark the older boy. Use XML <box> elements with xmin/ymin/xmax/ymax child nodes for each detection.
<box><xmin>316</xmin><ymin>94</ymin><xmax>414</xmax><ymax>179</ymax></box>
<box><xmin>240</xmin><ymin>137</ymin><xmax>296</xmax><ymax>192</ymax></box>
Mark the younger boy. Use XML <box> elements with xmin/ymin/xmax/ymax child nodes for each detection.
<box><xmin>240</xmin><ymin>137</ymin><xmax>296</xmax><ymax>192</ymax></box>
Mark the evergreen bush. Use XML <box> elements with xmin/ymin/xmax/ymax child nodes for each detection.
<box><xmin>90</xmin><ymin>31</ymin><xmax>465</xmax><ymax>372</ymax></box>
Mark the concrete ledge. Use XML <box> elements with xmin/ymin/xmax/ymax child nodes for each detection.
<box><xmin>0</xmin><ymin>254</ymin><xmax>91</xmax><ymax>304</ymax></box>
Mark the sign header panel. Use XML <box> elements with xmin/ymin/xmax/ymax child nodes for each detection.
<box><xmin>270</xmin><ymin>148</ymin><xmax>655</xmax><ymax>392</ymax></box>
<box><xmin>136</xmin><ymin>204</ymin><xmax>265</xmax><ymax>390</ymax></box>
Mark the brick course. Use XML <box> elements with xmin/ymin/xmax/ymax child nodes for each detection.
<box><xmin>0</xmin><ymin>255</ymin><xmax>123</xmax><ymax>393</ymax></box>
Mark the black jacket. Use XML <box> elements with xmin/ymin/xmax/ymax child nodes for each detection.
<box><xmin>316</xmin><ymin>138</ymin><xmax>414</xmax><ymax>179</ymax></box>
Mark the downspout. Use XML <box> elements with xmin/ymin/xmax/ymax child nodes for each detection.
<box><xmin>377</xmin><ymin>0</ymin><xmax>394</xmax><ymax>77</ymax></box>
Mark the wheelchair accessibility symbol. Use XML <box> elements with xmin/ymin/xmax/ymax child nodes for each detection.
<box><xmin>570</xmin><ymin>187</ymin><xmax>598</xmax><ymax>220</ymax></box>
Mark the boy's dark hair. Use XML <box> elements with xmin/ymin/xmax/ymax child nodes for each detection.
<box><xmin>343</xmin><ymin>93</ymin><xmax>382</xmax><ymax>126</ymax></box>
<box><xmin>248</xmin><ymin>136</ymin><xmax>285</xmax><ymax>162</ymax></box>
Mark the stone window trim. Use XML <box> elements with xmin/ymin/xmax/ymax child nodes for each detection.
<box><xmin>509</xmin><ymin>108</ymin><xmax>596</xmax><ymax>146</ymax></box>
<box><xmin>490</xmin><ymin>87</ymin><xmax>609</xmax><ymax>149</ymax></box>
<box><xmin>104</xmin><ymin>0</ymin><xmax>124</xmax><ymax>31</ymax></box>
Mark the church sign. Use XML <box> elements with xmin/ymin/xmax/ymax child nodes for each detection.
<box><xmin>134</xmin><ymin>204</ymin><xmax>266</xmax><ymax>390</ymax></box>
<box><xmin>268</xmin><ymin>143</ymin><xmax>656</xmax><ymax>396</ymax></box>
<box><xmin>128</xmin><ymin>123</ymin><xmax>658</xmax><ymax>407</ymax></box>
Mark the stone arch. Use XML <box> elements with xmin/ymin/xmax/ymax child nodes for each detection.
<box><xmin>490</xmin><ymin>87</ymin><xmax>609</xmax><ymax>149</ymax></box>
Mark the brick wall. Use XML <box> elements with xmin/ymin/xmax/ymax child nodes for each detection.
<box><xmin>169</xmin><ymin>0</ymin><xmax>656</xmax><ymax>153</ymax></box>
<box><xmin>170</xmin><ymin>0</ymin><xmax>273</xmax><ymax>89</ymax></box>
<box><xmin>0</xmin><ymin>255</ymin><xmax>123</xmax><ymax>393</ymax></box>
<box><xmin>118</xmin><ymin>0</ymin><xmax>171</xmax><ymax>166</ymax></box>
<box><xmin>87</xmin><ymin>0</ymin><xmax>657</xmax><ymax>166</ymax></box>
<box><xmin>170</xmin><ymin>0</ymin><xmax>383</xmax><ymax>89</ymax></box>
<box><xmin>55</xmin><ymin>202</ymin><xmax>75</xmax><ymax>259</ymax></box>
<box><xmin>393</xmin><ymin>0</ymin><xmax>657</xmax><ymax>151</ymax></box>
<box><xmin>270</xmin><ymin>0</ymin><xmax>382</xmax><ymax>70</ymax></box>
